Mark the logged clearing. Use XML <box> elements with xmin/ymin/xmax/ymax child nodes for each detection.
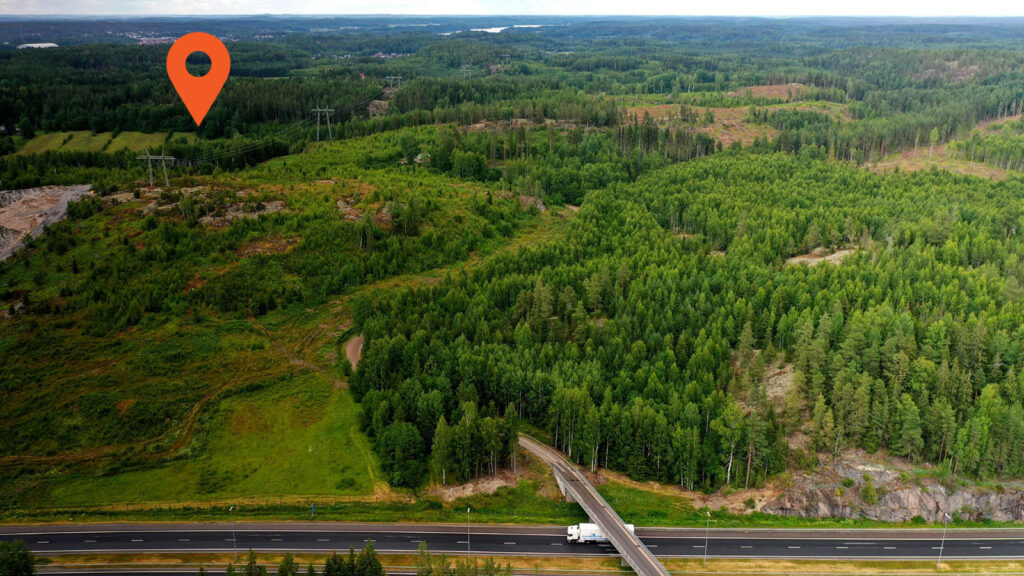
<box><xmin>786</xmin><ymin>248</ymin><xmax>855</xmax><ymax>266</ymax></box>
<box><xmin>868</xmin><ymin>145</ymin><xmax>1012</xmax><ymax>181</ymax></box>
<box><xmin>868</xmin><ymin>114</ymin><xmax>1024</xmax><ymax>180</ymax></box>
<box><xmin>727</xmin><ymin>82</ymin><xmax>806</xmax><ymax>100</ymax></box>
<box><xmin>626</xmin><ymin>105</ymin><xmax>777</xmax><ymax>146</ymax></box>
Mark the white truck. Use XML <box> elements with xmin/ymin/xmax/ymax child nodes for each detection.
<box><xmin>566</xmin><ymin>523</ymin><xmax>635</xmax><ymax>544</ymax></box>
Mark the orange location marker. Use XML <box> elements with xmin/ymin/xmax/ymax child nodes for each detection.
<box><xmin>166</xmin><ymin>32</ymin><xmax>230</xmax><ymax>126</ymax></box>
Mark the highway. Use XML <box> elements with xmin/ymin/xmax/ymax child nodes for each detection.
<box><xmin>5</xmin><ymin>523</ymin><xmax>1024</xmax><ymax>560</ymax></box>
<box><xmin>519</xmin><ymin>435</ymin><xmax>671</xmax><ymax>576</ymax></box>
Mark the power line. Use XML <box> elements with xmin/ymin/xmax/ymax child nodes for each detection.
<box><xmin>137</xmin><ymin>150</ymin><xmax>174</xmax><ymax>187</ymax></box>
<box><xmin>169</xmin><ymin>91</ymin><xmax>383</xmax><ymax>169</ymax></box>
<box><xmin>311</xmin><ymin>106</ymin><xmax>334</xmax><ymax>142</ymax></box>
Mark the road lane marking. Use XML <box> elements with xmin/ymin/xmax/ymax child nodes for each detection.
<box><xmin>504</xmin><ymin>542</ymin><xmax>516</xmax><ymax>545</ymax></box>
<box><xmin>179</xmin><ymin>539</ymin><xmax>191</xmax><ymax>542</ymax></box>
<box><xmin>272</xmin><ymin>538</ymin><xmax>283</xmax><ymax>542</ymax></box>
<box><xmin>36</xmin><ymin>541</ymin><xmax>49</xmax><ymax>544</ymax></box>
<box><xmin>647</xmin><ymin>544</ymin><xmax>657</xmax><ymax>548</ymax></box>
<box><xmin>550</xmin><ymin>543</ymin><xmax>563</xmax><ymax>546</ymax></box>
<box><xmin>457</xmin><ymin>540</ymin><xmax>468</xmax><ymax>544</ymax></box>
<box><xmin>740</xmin><ymin>546</ymin><xmax>753</xmax><ymax>549</ymax></box>
<box><xmin>131</xmin><ymin>539</ymin><xmax>144</xmax><ymax>542</ymax></box>
<box><xmin>788</xmin><ymin>546</ymin><xmax>800</xmax><ymax>549</ymax></box>
<box><xmin>884</xmin><ymin>546</ymin><xmax>896</xmax><ymax>550</ymax></box>
<box><xmin>980</xmin><ymin>546</ymin><xmax>993</xmax><ymax>550</ymax></box>
<box><xmin>318</xmin><ymin>539</ymin><xmax>331</xmax><ymax>542</ymax></box>
<box><xmin>692</xmin><ymin>545</ymin><xmax>704</xmax><ymax>549</ymax></box>
<box><xmin>835</xmin><ymin>547</ymin><xmax>848</xmax><ymax>550</ymax></box>
<box><xmin>84</xmin><ymin>540</ymin><xmax>96</xmax><ymax>543</ymax></box>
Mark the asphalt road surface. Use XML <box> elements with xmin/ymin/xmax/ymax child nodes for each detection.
<box><xmin>4</xmin><ymin>523</ymin><xmax>1024</xmax><ymax>560</ymax></box>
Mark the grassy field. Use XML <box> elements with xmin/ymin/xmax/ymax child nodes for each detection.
<box><xmin>43</xmin><ymin>372</ymin><xmax>378</xmax><ymax>506</ymax></box>
<box><xmin>14</xmin><ymin>130</ymin><xmax>197</xmax><ymax>155</ymax></box>
<box><xmin>34</xmin><ymin>552</ymin><xmax>1024</xmax><ymax>576</ymax></box>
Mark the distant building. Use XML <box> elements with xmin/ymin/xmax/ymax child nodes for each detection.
<box><xmin>16</xmin><ymin>43</ymin><xmax>58</xmax><ymax>49</ymax></box>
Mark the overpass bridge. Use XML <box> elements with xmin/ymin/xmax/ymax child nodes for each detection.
<box><xmin>518</xmin><ymin>435</ymin><xmax>671</xmax><ymax>576</ymax></box>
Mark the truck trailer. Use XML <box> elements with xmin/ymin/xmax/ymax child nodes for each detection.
<box><xmin>566</xmin><ymin>523</ymin><xmax>635</xmax><ymax>544</ymax></box>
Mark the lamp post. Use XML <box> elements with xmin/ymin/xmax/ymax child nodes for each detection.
<box><xmin>937</xmin><ymin>513</ymin><xmax>951</xmax><ymax>570</ymax></box>
<box><xmin>703</xmin><ymin>511</ymin><xmax>711</xmax><ymax>568</ymax></box>
<box><xmin>229</xmin><ymin>505</ymin><xmax>238</xmax><ymax>562</ymax></box>
<box><xmin>467</xmin><ymin>507</ymin><xmax>472</xmax><ymax>561</ymax></box>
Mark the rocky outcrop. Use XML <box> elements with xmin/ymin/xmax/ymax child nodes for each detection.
<box><xmin>764</xmin><ymin>451</ymin><xmax>1024</xmax><ymax>522</ymax></box>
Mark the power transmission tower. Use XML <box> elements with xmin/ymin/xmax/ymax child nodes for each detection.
<box><xmin>311</xmin><ymin>107</ymin><xmax>334</xmax><ymax>141</ymax></box>
<box><xmin>137</xmin><ymin>150</ymin><xmax>175</xmax><ymax>187</ymax></box>
<box><xmin>500</xmin><ymin>53</ymin><xmax>511</xmax><ymax>67</ymax></box>
<box><xmin>384</xmin><ymin>75</ymin><xmax>403</xmax><ymax>88</ymax></box>
<box><xmin>462</xmin><ymin>65</ymin><xmax>473</xmax><ymax>80</ymax></box>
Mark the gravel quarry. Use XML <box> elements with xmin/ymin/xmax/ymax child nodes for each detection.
<box><xmin>0</xmin><ymin>185</ymin><xmax>92</xmax><ymax>260</ymax></box>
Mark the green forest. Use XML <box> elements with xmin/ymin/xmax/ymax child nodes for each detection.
<box><xmin>5</xmin><ymin>16</ymin><xmax>1024</xmax><ymax>511</ymax></box>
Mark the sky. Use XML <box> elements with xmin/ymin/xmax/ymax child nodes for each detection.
<box><xmin>2</xmin><ymin>0</ymin><xmax>1024</xmax><ymax>16</ymax></box>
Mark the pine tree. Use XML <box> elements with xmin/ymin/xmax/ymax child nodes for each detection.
<box><xmin>811</xmin><ymin>394</ymin><xmax>835</xmax><ymax>453</ymax></box>
<box><xmin>356</xmin><ymin>542</ymin><xmax>385</xmax><ymax>576</ymax></box>
<box><xmin>279</xmin><ymin>554</ymin><xmax>298</xmax><ymax>576</ymax></box>
<box><xmin>895</xmin><ymin>394</ymin><xmax>924</xmax><ymax>462</ymax></box>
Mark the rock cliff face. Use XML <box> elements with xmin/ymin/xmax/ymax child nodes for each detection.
<box><xmin>763</xmin><ymin>451</ymin><xmax>1024</xmax><ymax>522</ymax></box>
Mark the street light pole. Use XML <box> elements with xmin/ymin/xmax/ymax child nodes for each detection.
<box><xmin>703</xmin><ymin>511</ymin><xmax>711</xmax><ymax>568</ymax></box>
<box><xmin>230</xmin><ymin>505</ymin><xmax>238</xmax><ymax>562</ymax></box>
<box><xmin>937</xmin><ymin>513</ymin><xmax>951</xmax><ymax>570</ymax></box>
<box><xmin>467</xmin><ymin>507</ymin><xmax>472</xmax><ymax>561</ymax></box>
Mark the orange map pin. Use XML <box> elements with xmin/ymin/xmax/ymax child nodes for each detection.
<box><xmin>167</xmin><ymin>32</ymin><xmax>230</xmax><ymax>126</ymax></box>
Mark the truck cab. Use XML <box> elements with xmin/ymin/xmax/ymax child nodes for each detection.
<box><xmin>567</xmin><ymin>523</ymin><xmax>634</xmax><ymax>544</ymax></box>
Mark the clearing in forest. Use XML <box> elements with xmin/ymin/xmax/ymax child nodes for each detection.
<box><xmin>867</xmin><ymin>115</ymin><xmax>1023</xmax><ymax>180</ymax></box>
<box><xmin>786</xmin><ymin>248</ymin><xmax>855</xmax><ymax>267</ymax></box>
<box><xmin>726</xmin><ymin>83</ymin><xmax>805</xmax><ymax>100</ymax></box>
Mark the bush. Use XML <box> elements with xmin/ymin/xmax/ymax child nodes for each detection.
<box><xmin>861</xmin><ymin>478</ymin><xmax>879</xmax><ymax>505</ymax></box>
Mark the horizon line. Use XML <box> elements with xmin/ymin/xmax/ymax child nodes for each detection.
<box><xmin>5</xmin><ymin>13</ymin><xmax>1024</xmax><ymax>18</ymax></box>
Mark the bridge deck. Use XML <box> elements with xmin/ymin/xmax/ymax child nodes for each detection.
<box><xmin>519</xmin><ymin>435</ymin><xmax>671</xmax><ymax>576</ymax></box>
